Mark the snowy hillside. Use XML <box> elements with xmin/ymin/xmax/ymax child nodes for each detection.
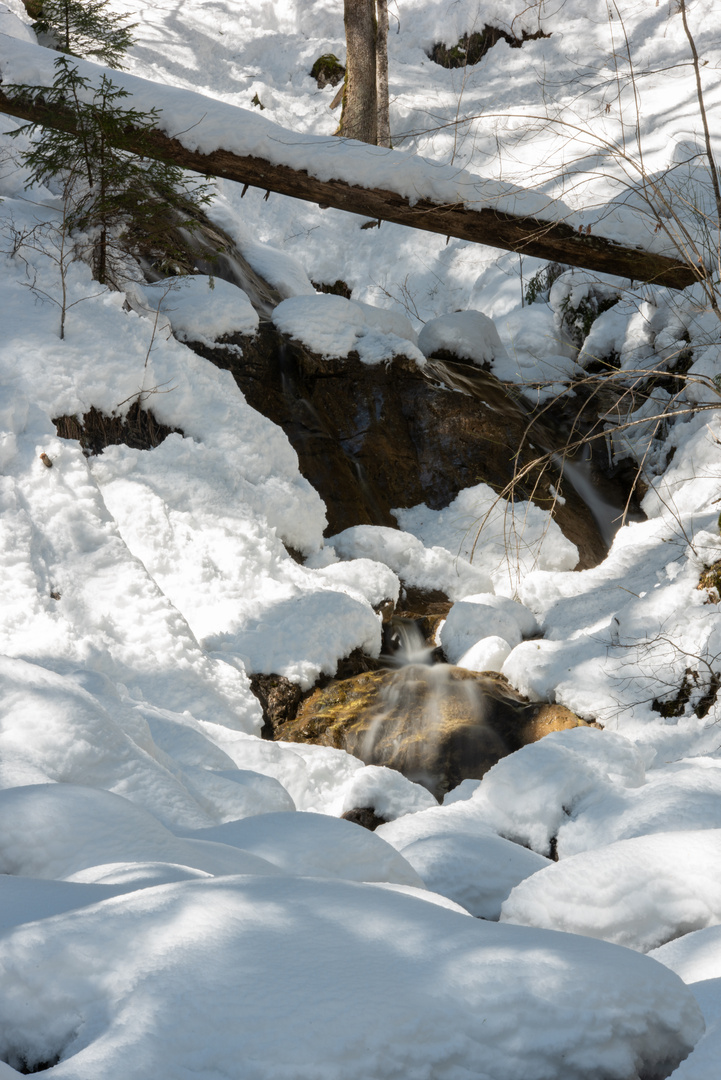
<box><xmin>1</xmin><ymin>0</ymin><xmax>721</xmax><ymax>1077</ymax></box>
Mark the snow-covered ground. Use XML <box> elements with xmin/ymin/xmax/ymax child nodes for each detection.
<box><xmin>2</xmin><ymin>0</ymin><xmax>721</xmax><ymax>1076</ymax></box>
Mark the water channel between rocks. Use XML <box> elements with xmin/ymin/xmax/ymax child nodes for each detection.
<box><xmin>278</xmin><ymin>615</ymin><xmax>597</xmax><ymax>805</ymax></box>
<box><xmin>177</xmin><ymin>222</ymin><xmax>634</xmax><ymax>806</ymax></box>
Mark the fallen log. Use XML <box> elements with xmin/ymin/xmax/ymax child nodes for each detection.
<box><xmin>0</xmin><ymin>39</ymin><xmax>698</xmax><ymax>289</ymax></box>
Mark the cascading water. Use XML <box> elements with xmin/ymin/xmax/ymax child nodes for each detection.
<box><xmin>382</xmin><ymin>619</ymin><xmax>436</xmax><ymax>667</ymax></box>
<box><xmin>337</xmin><ymin>617</ymin><xmax>524</xmax><ymax>799</ymax></box>
<box><xmin>180</xmin><ymin>226</ymin><xmax>282</xmax><ymax>319</ymax></box>
<box><xmin>423</xmin><ymin>356</ymin><xmax>644</xmax><ymax>548</ymax></box>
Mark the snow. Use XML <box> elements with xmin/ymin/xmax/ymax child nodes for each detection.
<box><xmin>173</xmin><ymin>809</ymin><xmax>425</xmax><ymax>887</ymax></box>
<box><xmin>0</xmin><ymin>875</ymin><xmax>703</xmax><ymax>1080</ymax></box>
<box><xmin>136</xmin><ymin>274</ymin><xmax>259</xmax><ymax>346</ymax></box>
<box><xmin>0</xmin><ymin>0</ymin><xmax>33</xmax><ymax>44</ymax></box>
<box><xmin>651</xmin><ymin>928</ymin><xmax>721</xmax><ymax>1080</ymax></box>
<box><xmin>2</xmin><ymin>5</ymin><xmax>717</xmax><ymax>263</ymax></box>
<box><xmin>2</xmin><ymin>0</ymin><xmax>721</xmax><ymax>1074</ymax></box>
<box><xmin>340</xmin><ymin>763</ymin><xmax>438</xmax><ymax>820</ymax></box>
<box><xmin>500</xmin><ymin>830</ymin><xmax>721</xmax><ymax>953</ymax></box>
<box><xmin>393</xmin><ymin>482</ymin><xmax>580</xmax><ymax>592</ymax></box>
<box><xmin>418</xmin><ymin>310</ymin><xmax>507</xmax><ymax>365</ymax></box>
<box><xmin>271</xmin><ymin>293</ymin><xmax>425</xmax><ymax>365</ymax></box>
<box><xmin>439</xmin><ymin>592</ymin><xmax>540</xmax><ymax>664</ymax></box>
<box><xmin>377</xmin><ymin>800</ymin><xmax>550</xmax><ymax>918</ymax></box>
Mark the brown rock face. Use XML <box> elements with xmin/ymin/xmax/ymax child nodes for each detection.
<box><xmin>192</xmin><ymin>325</ymin><xmax>611</xmax><ymax>569</ymax></box>
<box><xmin>278</xmin><ymin>665</ymin><xmax>594</xmax><ymax>800</ymax></box>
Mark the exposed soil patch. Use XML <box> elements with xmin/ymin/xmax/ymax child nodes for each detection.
<box><xmin>311</xmin><ymin>279</ymin><xmax>352</xmax><ymax>298</ymax></box>
<box><xmin>53</xmin><ymin>402</ymin><xmax>183</xmax><ymax>455</ymax></box>
<box><xmin>653</xmin><ymin>666</ymin><xmax>721</xmax><ymax>720</ymax></box>
<box><xmin>430</xmin><ymin>25</ymin><xmax>550</xmax><ymax>68</ymax></box>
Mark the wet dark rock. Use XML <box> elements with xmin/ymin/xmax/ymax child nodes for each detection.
<box><xmin>341</xmin><ymin>807</ymin><xmax>388</xmax><ymax>831</ymax></box>
<box><xmin>277</xmin><ymin>667</ymin><xmax>594</xmax><ymax>800</ymax></box>
<box><xmin>382</xmin><ymin>612</ymin><xmax>446</xmax><ymax>656</ymax></box>
<box><xmin>251</xmin><ymin>649</ymin><xmax>385</xmax><ymax>738</ymax></box>
<box><xmin>192</xmin><ymin>323</ymin><xmax>609</xmax><ymax>569</ymax></box>
<box><xmin>311</xmin><ymin>279</ymin><xmax>352</xmax><ymax>298</ymax></box>
<box><xmin>53</xmin><ymin>403</ymin><xmax>183</xmax><ymax>456</ymax></box>
<box><xmin>250</xmin><ymin>674</ymin><xmax>306</xmax><ymax>740</ymax></box>
<box><xmin>396</xmin><ymin>586</ymin><xmax>452</xmax><ymax>616</ymax></box>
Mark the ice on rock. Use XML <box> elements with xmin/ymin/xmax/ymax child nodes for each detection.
<box><xmin>0</xmin><ymin>875</ymin><xmax>703</xmax><ymax>1080</ymax></box>
<box><xmin>501</xmin><ymin>829</ymin><xmax>721</xmax><ymax>952</ymax></box>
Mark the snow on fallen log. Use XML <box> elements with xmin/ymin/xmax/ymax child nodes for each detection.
<box><xmin>0</xmin><ymin>33</ymin><xmax>698</xmax><ymax>288</ymax></box>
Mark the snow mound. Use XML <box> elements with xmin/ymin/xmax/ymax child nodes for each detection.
<box><xmin>651</xmin><ymin>926</ymin><xmax>721</xmax><ymax>1080</ymax></box>
<box><xmin>340</xmin><ymin>763</ymin><xmax>438</xmax><ymax>820</ymax></box>
<box><xmin>329</xmin><ymin>524</ymin><xmax>494</xmax><ymax>600</ymax></box>
<box><xmin>394</xmin><ymin>482</ymin><xmax>579</xmax><ymax>590</ymax></box>
<box><xmin>501</xmin><ymin>829</ymin><xmax>721</xmax><ymax>952</ymax></box>
<box><xmin>272</xmin><ymin>294</ymin><xmax>425</xmax><ymax>365</ymax></box>
<box><xmin>439</xmin><ymin>592</ymin><xmax>540</xmax><ymax>664</ymax></box>
<box><xmin>239</xmin><ymin>237</ymin><xmax>316</xmax><ymax>298</ymax></box>
<box><xmin>457</xmin><ymin>635</ymin><xmax>513</xmax><ymax>672</ymax></box>
<box><xmin>378</xmin><ymin>800</ymin><xmax>550</xmax><ymax>918</ymax></box>
<box><xmin>0</xmin><ymin>784</ymin><xmax>283</xmax><ymax>880</ymax></box>
<box><xmin>174</xmin><ymin>810</ymin><xmax>425</xmax><ymax>886</ymax></box>
<box><xmin>0</xmin><ymin>0</ymin><xmax>35</xmax><ymax>42</ymax></box>
<box><xmin>138</xmin><ymin>275</ymin><xmax>259</xmax><ymax>346</ymax></box>
<box><xmin>553</xmin><ymin>758</ymin><xmax>721</xmax><ymax>857</ymax></box>
<box><xmin>205</xmin><ymin>587</ymin><xmax>382</xmax><ymax>690</ymax></box>
<box><xmin>418</xmin><ymin>310</ymin><xmax>507</xmax><ymax>365</ymax></box>
<box><xmin>469</xmin><ymin>726</ymin><xmax>652</xmax><ymax>857</ymax></box>
<box><xmin>0</xmin><ymin>875</ymin><xmax>702</xmax><ymax>1080</ymax></box>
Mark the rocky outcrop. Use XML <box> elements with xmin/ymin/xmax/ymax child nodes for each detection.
<box><xmin>276</xmin><ymin>666</ymin><xmax>595</xmax><ymax>800</ymax></box>
<box><xmin>193</xmin><ymin>324</ymin><xmax>610</xmax><ymax>568</ymax></box>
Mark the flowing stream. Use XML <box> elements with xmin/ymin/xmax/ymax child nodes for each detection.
<box><xmin>423</xmin><ymin>356</ymin><xmax>644</xmax><ymax>546</ymax></box>
<box><xmin>167</xmin><ymin>213</ymin><xmax>639</xmax><ymax>789</ymax></box>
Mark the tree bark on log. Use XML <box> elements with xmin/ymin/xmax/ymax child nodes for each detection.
<box><xmin>0</xmin><ymin>86</ymin><xmax>698</xmax><ymax>289</ymax></box>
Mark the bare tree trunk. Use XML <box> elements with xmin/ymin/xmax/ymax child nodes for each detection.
<box><xmin>339</xmin><ymin>0</ymin><xmax>377</xmax><ymax>144</ymax></box>
<box><xmin>375</xmin><ymin>0</ymin><xmax>390</xmax><ymax>147</ymax></box>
